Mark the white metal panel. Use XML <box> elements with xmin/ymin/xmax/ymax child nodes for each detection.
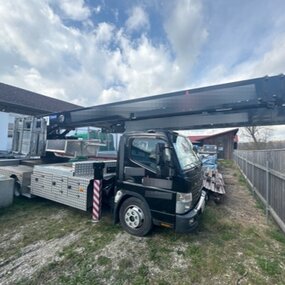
<box><xmin>0</xmin><ymin>112</ymin><xmax>9</xmax><ymax>151</ymax></box>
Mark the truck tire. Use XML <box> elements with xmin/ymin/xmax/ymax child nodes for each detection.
<box><xmin>14</xmin><ymin>181</ymin><xmax>21</xmax><ymax>196</ymax></box>
<box><xmin>11</xmin><ymin>176</ymin><xmax>21</xmax><ymax>196</ymax></box>
<box><xmin>119</xmin><ymin>197</ymin><xmax>152</xmax><ymax>236</ymax></box>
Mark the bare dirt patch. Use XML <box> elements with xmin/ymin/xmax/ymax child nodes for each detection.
<box><xmin>220</xmin><ymin>164</ymin><xmax>267</xmax><ymax>228</ymax></box>
<box><xmin>0</xmin><ymin>231</ymin><xmax>82</xmax><ymax>285</ymax></box>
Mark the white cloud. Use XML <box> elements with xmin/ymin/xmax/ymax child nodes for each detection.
<box><xmin>94</xmin><ymin>22</ymin><xmax>115</xmax><ymax>45</ymax></box>
<box><xmin>197</xmin><ymin>34</ymin><xmax>285</xmax><ymax>87</ymax></box>
<box><xmin>163</xmin><ymin>0</ymin><xmax>208</xmax><ymax>74</ymax></box>
<box><xmin>271</xmin><ymin>125</ymin><xmax>285</xmax><ymax>140</ymax></box>
<box><xmin>94</xmin><ymin>5</ymin><xmax>101</xmax><ymax>14</ymax></box>
<box><xmin>125</xmin><ymin>6</ymin><xmax>149</xmax><ymax>32</ymax></box>
<box><xmin>2</xmin><ymin>66</ymin><xmax>68</xmax><ymax>100</ymax></box>
<box><xmin>233</xmin><ymin>35</ymin><xmax>285</xmax><ymax>79</ymax></box>
<box><xmin>0</xmin><ymin>0</ymin><xmax>211</xmax><ymax>107</ymax></box>
<box><xmin>0</xmin><ymin>0</ymin><xmax>195</xmax><ymax>107</ymax></box>
<box><xmin>57</xmin><ymin>0</ymin><xmax>91</xmax><ymax>21</ymax></box>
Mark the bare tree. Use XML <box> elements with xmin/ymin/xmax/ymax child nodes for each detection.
<box><xmin>241</xmin><ymin>126</ymin><xmax>273</xmax><ymax>149</ymax></box>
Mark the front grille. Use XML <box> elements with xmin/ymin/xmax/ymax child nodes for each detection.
<box><xmin>184</xmin><ymin>168</ymin><xmax>203</xmax><ymax>207</ymax></box>
<box><xmin>192</xmin><ymin>180</ymin><xmax>202</xmax><ymax>206</ymax></box>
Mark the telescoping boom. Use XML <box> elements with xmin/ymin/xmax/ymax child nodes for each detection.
<box><xmin>46</xmin><ymin>74</ymin><xmax>285</xmax><ymax>137</ymax></box>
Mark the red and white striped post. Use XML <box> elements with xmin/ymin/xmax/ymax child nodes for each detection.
<box><xmin>92</xmin><ymin>162</ymin><xmax>105</xmax><ymax>223</ymax></box>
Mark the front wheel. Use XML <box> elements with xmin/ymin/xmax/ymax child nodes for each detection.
<box><xmin>119</xmin><ymin>197</ymin><xmax>152</xmax><ymax>236</ymax></box>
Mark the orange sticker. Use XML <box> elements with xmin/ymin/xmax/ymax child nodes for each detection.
<box><xmin>79</xmin><ymin>188</ymin><xmax>84</xmax><ymax>192</ymax></box>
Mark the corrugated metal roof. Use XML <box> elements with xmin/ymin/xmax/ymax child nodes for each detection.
<box><xmin>0</xmin><ymin>82</ymin><xmax>81</xmax><ymax>115</ymax></box>
<box><xmin>189</xmin><ymin>128</ymin><xmax>239</xmax><ymax>143</ymax></box>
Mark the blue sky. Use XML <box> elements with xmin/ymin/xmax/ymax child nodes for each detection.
<box><xmin>0</xmin><ymin>0</ymin><xmax>285</xmax><ymax>139</ymax></box>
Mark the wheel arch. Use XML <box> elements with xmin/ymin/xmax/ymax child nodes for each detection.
<box><xmin>113</xmin><ymin>190</ymin><xmax>150</xmax><ymax>224</ymax></box>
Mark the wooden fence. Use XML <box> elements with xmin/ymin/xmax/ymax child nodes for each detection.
<box><xmin>234</xmin><ymin>149</ymin><xmax>285</xmax><ymax>233</ymax></box>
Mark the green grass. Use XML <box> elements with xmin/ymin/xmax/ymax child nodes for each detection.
<box><xmin>267</xmin><ymin>228</ymin><xmax>285</xmax><ymax>244</ymax></box>
<box><xmin>256</xmin><ymin>257</ymin><xmax>281</xmax><ymax>276</ymax></box>
<box><xmin>97</xmin><ymin>256</ymin><xmax>111</xmax><ymax>266</ymax></box>
<box><xmin>238</xmin><ymin>172</ymin><xmax>249</xmax><ymax>187</ymax></box>
<box><xmin>1</xmin><ymin>162</ymin><xmax>285</xmax><ymax>285</ymax></box>
<box><xmin>218</xmin><ymin>159</ymin><xmax>235</xmax><ymax>168</ymax></box>
<box><xmin>6</xmin><ymin>200</ymin><xmax>285</xmax><ymax>285</ymax></box>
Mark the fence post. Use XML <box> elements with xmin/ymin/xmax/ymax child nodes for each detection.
<box><xmin>245</xmin><ymin>151</ymin><xmax>248</xmax><ymax>178</ymax></box>
<box><xmin>266</xmin><ymin>160</ymin><xmax>269</xmax><ymax>224</ymax></box>
<box><xmin>252</xmin><ymin>159</ymin><xmax>255</xmax><ymax>196</ymax></box>
<box><xmin>92</xmin><ymin>162</ymin><xmax>105</xmax><ymax>223</ymax></box>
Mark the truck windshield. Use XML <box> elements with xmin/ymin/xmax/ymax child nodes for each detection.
<box><xmin>173</xmin><ymin>135</ymin><xmax>200</xmax><ymax>170</ymax></box>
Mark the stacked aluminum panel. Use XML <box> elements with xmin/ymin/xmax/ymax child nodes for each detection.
<box><xmin>31</xmin><ymin>160</ymin><xmax>116</xmax><ymax>211</ymax></box>
<box><xmin>31</xmin><ymin>172</ymin><xmax>91</xmax><ymax>211</ymax></box>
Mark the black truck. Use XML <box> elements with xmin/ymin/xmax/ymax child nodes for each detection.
<box><xmin>109</xmin><ymin>130</ymin><xmax>206</xmax><ymax>236</ymax></box>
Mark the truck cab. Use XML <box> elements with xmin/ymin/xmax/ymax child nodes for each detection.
<box><xmin>113</xmin><ymin>130</ymin><xmax>206</xmax><ymax>236</ymax></box>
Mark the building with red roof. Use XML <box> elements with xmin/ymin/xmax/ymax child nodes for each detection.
<box><xmin>189</xmin><ymin>128</ymin><xmax>239</xmax><ymax>159</ymax></box>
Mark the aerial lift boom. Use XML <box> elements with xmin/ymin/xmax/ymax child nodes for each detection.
<box><xmin>46</xmin><ymin>74</ymin><xmax>285</xmax><ymax>137</ymax></box>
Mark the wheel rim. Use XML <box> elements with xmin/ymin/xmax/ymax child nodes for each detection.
<box><xmin>124</xmin><ymin>205</ymin><xmax>145</xmax><ymax>229</ymax></box>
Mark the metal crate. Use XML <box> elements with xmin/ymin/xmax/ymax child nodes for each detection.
<box><xmin>46</xmin><ymin>140</ymin><xmax>104</xmax><ymax>158</ymax></box>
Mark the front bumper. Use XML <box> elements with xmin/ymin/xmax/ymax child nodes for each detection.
<box><xmin>175</xmin><ymin>190</ymin><xmax>207</xmax><ymax>233</ymax></box>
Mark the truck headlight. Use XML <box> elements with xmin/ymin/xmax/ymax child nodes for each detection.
<box><xmin>176</xmin><ymin>192</ymin><xmax>192</xmax><ymax>214</ymax></box>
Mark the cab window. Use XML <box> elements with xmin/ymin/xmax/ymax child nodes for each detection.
<box><xmin>130</xmin><ymin>138</ymin><xmax>166</xmax><ymax>171</ymax></box>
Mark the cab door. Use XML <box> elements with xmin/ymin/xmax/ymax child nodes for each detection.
<box><xmin>122</xmin><ymin>136</ymin><xmax>176</xmax><ymax>224</ymax></box>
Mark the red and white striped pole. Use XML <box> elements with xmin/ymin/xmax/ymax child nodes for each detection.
<box><xmin>92</xmin><ymin>179</ymin><xmax>102</xmax><ymax>222</ymax></box>
<box><xmin>92</xmin><ymin>162</ymin><xmax>105</xmax><ymax>223</ymax></box>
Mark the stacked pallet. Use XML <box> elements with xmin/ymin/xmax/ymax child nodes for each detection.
<box><xmin>203</xmin><ymin>168</ymin><xmax>225</xmax><ymax>195</ymax></box>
